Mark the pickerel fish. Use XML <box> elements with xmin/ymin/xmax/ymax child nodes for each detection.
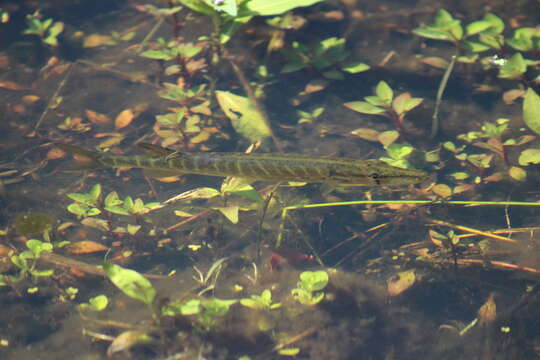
<box><xmin>53</xmin><ymin>143</ymin><xmax>430</xmax><ymax>186</ymax></box>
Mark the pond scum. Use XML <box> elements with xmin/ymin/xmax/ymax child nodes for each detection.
<box><xmin>1</xmin><ymin>0</ymin><xmax>540</xmax><ymax>359</ymax></box>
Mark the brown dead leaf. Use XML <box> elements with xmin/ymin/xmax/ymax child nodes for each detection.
<box><xmin>67</xmin><ymin>240</ymin><xmax>109</xmax><ymax>254</ymax></box>
<box><xmin>22</xmin><ymin>95</ymin><xmax>40</xmax><ymax>104</ymax></box>
<box><xmin>85</xmin><ymin>109</ymin><xmax>111</xmax><ymax>125</ymax></box>
<box><xmin>0</xmin><ymin>55</ymin><xmax>10</xmax><ymax>69</ymax></box>
<box><xmin>387</xmin><ymin>269</ymin><xmax>416</xmax><ymax>296</ymax></box>
<box><xmin>303</xmin><ymin>79</ymin><xmax>329</xmax><ymax>94</ymax></box>
<box><xmin>115</xmin><ymin>109</ymin><xmax>134</xmax><ymax>130</ymax></box>
<box><xmin>46</xmin><ymin>147</ymin><xmax>66</xmax><ymax>160</ymax></box>
<box><xmin>478</xmin><ymin>293</ymin><xmax>496</xmax><ymax>327</ymax></box>
<box><xmin>0</xmin><ymin>81</ymin><xmax>28</xmax><ymax>91</ymax></box>
<box><xmin>83</xmin><ymin>33</ymin><xmax>115</xmax><ymax>48</ymax></box>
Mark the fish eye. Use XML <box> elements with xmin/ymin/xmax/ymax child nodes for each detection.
<box><xmin>368</xmin><ymin>172</ymin><xmax>381</xmax><ymax>185</ymax></box>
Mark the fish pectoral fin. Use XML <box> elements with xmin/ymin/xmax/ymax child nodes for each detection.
<box><xmin>142</xmin><ymin>168</ymin><xmax>185</xmax><ymax>179</ymax></box>
<box><xmin>137</xmin><ymin>143</ymin><xmax>181</xmax><ymax>159</ymax></box>
<box><xmin>54</xmin><ymin>143</ymin><xmax>108</xmax><ymax>171</ymax></box>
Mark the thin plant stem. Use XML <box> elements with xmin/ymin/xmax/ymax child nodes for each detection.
<box><xmin>431</xmin><ymin>53</ymin><xmax>457</xmax><ymax>138</ymax></box>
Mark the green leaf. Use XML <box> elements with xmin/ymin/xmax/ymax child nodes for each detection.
<box><xmin>215</xmin><ymin>90</ymin><xmax>271</xmax><ymax>143</ymax></box>
<box><xmin>281</xmin><ymin>62</ymin><xmax>306</xmax><ymax>73</ymax></box>
<box><xmin>375</xmin><ymin>81</ymin><xmax>393</xmax><ymax>104</ymax></box>
<box><xmin>89</xmin><ymin>184</ymin><xmax>101</xmax><ymax>202</ymax></box>
<box><xmin>299</xmin><ymin>271</ymin><xmax>328</xmax><ymax>292</ymax></box>
<box><xmin>519</xmin><ymin>148</ymin><xmax>540</xmax><ymax>166</ymax></box>
<box><xmin>104</xmin><ymin>191</ymin><xmax>123</xmax><ymax>207</ymax></box>
<box><xmin>433</xmin><ymin>9</ymin><xmax>454</xmax><ymax>26</ymax></box>
<box><xmin>508</xmin><ymin>166</ymin><xmax>527</xmax><ymax>181</ymax></box>
<box><xmin>343</xmin><ymin>101</ymin><xmax>386</xmax><ymax>115</ymax></box>
<box><xmin>103</xmin><ymin>263</ymin><xmax>156</xmax><ymax>305</ymax></box>
<box><xmin>481</xmin><ymin>13</ymin><xmax>504</xmax><ymax>35</ymax></box>
<box><xmin>465</xmin><ymin>20</ymin><xmax>492</xmax><ymax>36</ymax></box>
<box><xmin>386</xmin><ymin>143</ymin><xmax>414</xmax><ymax>159</ymax></box>
<box><xmin>141</xmin><ymin>49</ymin><xmax>173</xmax><ymax>60</ymax></box>
<box><xmin>462</xmin><ymin>40</ymin><xmax>491</xmax><ymax>53</ymax></box>
<box><xmin>412</xmin><ymin>27</ymin><xmax>453</xmax><ymax>41</ymax></box>
<box><xmin>341</xmin><ymin>61</ymin><xmax>370</xmax><ymax>73</ymax></box>
<box><xmin>246</xmin><ymin>0</ymin><xmax>325</xmax><ymax>16</ymax></box>
<box><xmin>207</xmin><ymin>0</ymin><xmax>237</xmax><ymax>17</ymax></box>
<box><xmin>498</xmin><ymin>53</ymin><xmax>527</xmax><ymax>79</ymax></box>
<box><xmin>214</xmin><ymin>206</ymin><xmax>239</xmax><ymax>224</ymax></box>
<box><xmin>26</xmin><ymin>239</ymin><xmax>53</xmax><ymax>258</ymax></box>
<box><xmin>404</xmin><ymin>97</ymin><xmax>424</xmax><ymax>112</ymax></box>
<box><xmin>105</xmin><ymin>206</ymin><xmax>131</xmax><ymax>216</ymax></box>
<box><xmin>87</xmin><ymin>295</ymin><xmax>109</xmax><ymax>311</ymax></box>
<box><xmin>220</xmin><ymin>16</ymin><xmax>252</xmax><ymax>44</ymax></box>
<box><xmin>178</xmin><ymin>0</ymin><xmax>215</xmax><ymax>16</ymax></box>
<box><xmin>523</xmin><ymin>88</ymin><xmax>540</xmax><ymax>135</ymax></box>
<box><xmin>67</xmin><ymin>193</ymin><xmax>91</xmax><ymax>204</ymax></box>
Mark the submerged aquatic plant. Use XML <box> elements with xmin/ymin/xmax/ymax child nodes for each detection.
<box><xmin>291</xmin><ymin>270</ymin><xmax>329</xmax><ymax>306</ymax></box>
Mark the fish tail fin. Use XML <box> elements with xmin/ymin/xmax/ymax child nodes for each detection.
<box><xmin>53</xmin><ymin>143</ymin><xmax>109</xmax><ymax>171</ymax></box>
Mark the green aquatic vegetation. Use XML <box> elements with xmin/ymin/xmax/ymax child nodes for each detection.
<box><xmin>67</xmin><ymin>183</ymin><xmax>102</xmax><ymax>218</ymax></box>
<box><xmin>162</xmin><ymin>297</ymin><xmax>237</xmax><ymax>331</ymax></box>
<box><xmin>281</xmin><ymin>37</ymin><xmax>369</xmax><ymax>79</ymax></box>
<box><xmin>291</xmin><ymin>270</ymin><xmax>328</xmax><ymax>306</ymax></box>
<box><xmin>192</xmin><ymin>257</ymin><xmax>228</xmax><ymax>295</ymax></box>
<box><xmin>240</xmin><ymin>289</ymin><xmax>281</xmax><ymax>310</ymax></box>
<box><xmin>413</xmin><ymin>10</ymin><xmax>504</xmax><ymax>52</ymax></box>
<box><xmin>216</xmin><ymin>90</ymin><xmax>273</xmax><ymax>143</ymax></box>
<box><xmin>103</xmin><ymin>263</ymin><xmax>156</xmax><ymax>305</ymax></box>
<box><xmin>0</xmin><ymin>239</ymin><xmax>54</xmax><ymax>287</ymax></box>
<box><xmin>297</xmin><ymin>107</ymin><xmax>325</xmax><ymax>125</ymax></box>
<box><xmin>104</xmin><ymin>191</ymin><xmax>161</xmax><ymax>216</ymax></box>
<box><xmin>23</xmin><ymin>13</ymin><xmax>64</xmax><ymax>47</ymax></box>
<box><xmin>379</xmin><ymin>143</ymin><xmax>415</xmax><ymax>169</ymax></box>
<box><xmin>79</xmin><ymin>294</ymin><xmax>109</xmax><ymax>311</ymax></box>
<box><xmin>343</xmin><ymin>80</ymin><xmax>423</xmax><ymax>133</ymax></box>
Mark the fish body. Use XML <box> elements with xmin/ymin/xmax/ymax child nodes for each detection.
<box><xmin>54</xmin><ymin>143</ymin><xmax>430</xmax><ymax>186</ymax></box>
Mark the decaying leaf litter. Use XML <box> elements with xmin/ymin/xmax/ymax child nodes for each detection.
<box><xmin>1</xmin><ymin>0</ymin><xmax>540</xmax><ymax>359</ymax></box>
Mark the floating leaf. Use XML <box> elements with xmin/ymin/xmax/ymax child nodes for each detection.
<box><xmin>215</xmin><ymin>90</ymin><xmax>271</xmax><ymax>143</ymax></box>
<box><xmin>67</xmin><ymin>240</ymin><xmax>109</xmax><ymax>254</ymax></box>
<box><xmin>523</xmin><ymin>88</ymin><xmax>540</xmax><ymax>135</ymax></box>
<box><xmin>103</xmin><ymin>263</ymin><xmax>156</xmax><ymax>305</ymax></box>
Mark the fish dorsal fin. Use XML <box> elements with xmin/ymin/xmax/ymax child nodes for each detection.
<box><xmin>138</xmin><ymin>143</ymin><xmax>181</xmax><ymax>158</ymax></box>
